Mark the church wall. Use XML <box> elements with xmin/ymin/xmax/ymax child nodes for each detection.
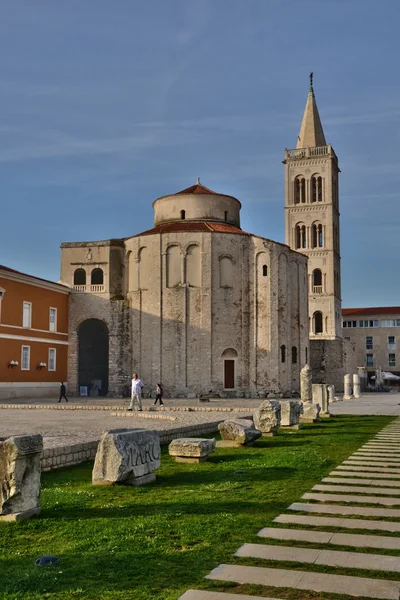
<box><xmin>153</xmin><ymin>193</ymin><xmax>241</xmax><ymax>227</ymax></box>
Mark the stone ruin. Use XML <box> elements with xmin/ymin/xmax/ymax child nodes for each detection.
<box><xmin>279</xmin><ymin>400</ymin><xmax>303</xmax><ymax>429</ymax></box>
<box><xmin>0</xmin><ymin>434</ymin><xmax>43</xmax><ymax>522</ymax></box>
<box><xmin>168</xmin><ymin>438</ymin><xmax>216</xmax><ymax>463</ymax></box>
<box><xmin>253</xmin><ymin>400</ymin><xmax>281</xmax><ymax>436</ymax></box>
<box><xmin>92</xmin><ymin>428</ymin><xmax>160</xmax><ymax>486</ymax></box>
<box><xmin>217</xmin><ymin>418</ymin><xmax>262</xmax><ymax>447</ymax></box>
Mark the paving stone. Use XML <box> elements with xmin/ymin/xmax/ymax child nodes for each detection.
<box><xmin>236</xmin><ymin>543</ymin><xmax>400</xmax><ymax>573</ymax></box>
<box><xmin>342</xmin><ymin>460</ymin><xmax>400</xmax><ymax>473</ymax></box>
<box><xmin>258</xmin><ymin>527</ymin><xmax>333</xmax><ymax>544</ymax></box>
<box><xmin>345</xmin><ymin>457</ymin><xmax>400</xmax><ymax>464</ymax></box>
<box><xmin>274</xmin><ymin>513</ymin><xmax>400</xmax><ymax>533</ymax></box>
<box><xmin>178</xmin><ymin>591</ymin><xmax>280</xmax><ymax>600</ymax></box>
<box><xmin>340</xmin><ymin>463</ymin><xmax>400</xmax><ymax>473</ymax></box>
<box><xmin>331</xmin><ymin>470</ymin><xmax>400</xmax><ymax>480</ymax></box>
<box><xmin>363</xmin><ymin>446</ymin><xmax>400</xmax><ymax>451</ymax></box>
<box><xmin>258</xmin><ymin>526</ymin><xmax>400</xmax><ymax>549</ymax></box>
<box><xmin>289</xmin><ymin>501</ymin><xmax>400</xmax><ymax>517</ymax></box>
<box><xmin>206</xmin><ymin>564</ymin><xmax>400</xmax><ymax>599</ymax></box>
<box><xmin>323</xmin><ymin>477</ymin><xmax>400</xmax><ymax>487</ymax></box>
<box><xmin>313</xmin><ymin>483</ymin><xmax>400</xmax><ymax>495</ymax></box>
<box><xmin>303</xmin><ymin>492</ymin><xmax>400</xmax><ymax>505</ymax></box>
<box><xmin>355</xmin><ymin>451</ymin><xmax>400</xmax><ymax>457</ymax></box>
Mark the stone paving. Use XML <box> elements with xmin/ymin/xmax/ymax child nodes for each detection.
<box><xmin>180</xmin><ymin>418</ymin><xmax>400</xmax><ymax>599</ymax></box>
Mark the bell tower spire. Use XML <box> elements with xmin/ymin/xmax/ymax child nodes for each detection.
<box><xmin>284</xmin><ymin>75</ymin><xmax>342</xmax><ymax>340</ymax></box>
<box><xmin>296</xmin><ymin>73</ymin><xmax>327</xmax><ymax>149</ymax></box>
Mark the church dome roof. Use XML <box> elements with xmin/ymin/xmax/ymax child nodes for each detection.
<box><xmin>152</xmin><ymin>179</ymin><xmax>241</xmax><ymax>227</ymax></box>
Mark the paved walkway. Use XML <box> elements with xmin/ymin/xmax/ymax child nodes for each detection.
<box><xmin>180</xmin><ymin>418</ymin><xmax>400</xmax><ymax>600</ymax></box>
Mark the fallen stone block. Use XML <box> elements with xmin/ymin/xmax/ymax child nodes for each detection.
<box><xmin>92</xmin><ymin>428</ymin><xmax>160</xmax><ymax>486</ymax></box>
<box><xmin>279</xmin><ymin>400</ymin><xmax>303</xmax><ymax>429</ymax></box>
<box><xmin>217</xmin><ymin>419</ymin><xmax>261</xmax><ymax>447</ymax></box>
<box><xmin>169</xmin><ymin>438</ymin><xmax>216</xmax><ymax>463</ymax></box>
<box><xmin>300</xmin><ymin>403</ymin><xmax>320</xmax><ymax>423</ymax></box>
<box><xmin>253</xmin><ymin>400</ymin><xmax>281</xmax><ymax>436</ymax></box>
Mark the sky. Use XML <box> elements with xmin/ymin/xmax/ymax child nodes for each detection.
<box><xmin>1</xmin><ymin>0</ymin><xmax>400</xmax><ymax>307</ymax></box>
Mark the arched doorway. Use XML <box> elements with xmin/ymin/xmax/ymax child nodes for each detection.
<box><xmin>222</xmin><ymin>348</ymin><xmax>237</xmax><ymax>390</ymax></box>
<box><xmin>78</xmin><ymin>319</ymin><xmax>109</xmax><ymax>396</ymax></box>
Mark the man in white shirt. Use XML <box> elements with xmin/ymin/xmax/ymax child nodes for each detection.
<box><xmin>129</xmin><ymin>373</ymin><xmax>144</xmax><ymax>411</ymax></box>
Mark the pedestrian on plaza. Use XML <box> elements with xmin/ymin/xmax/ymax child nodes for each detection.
<box><xmin>128</xmin><ymin>373</ymin><xmax>144</xmax><ymax>411</ymax></box>
<box><xmin>58</xmin><ymin>382</ymin><xmax>68</xmax><ymax>403</ymax></box>
<box><xmin>154</xmin><ymin>383</ymin><xmax>164</xmax><ymax>406</ymax></box>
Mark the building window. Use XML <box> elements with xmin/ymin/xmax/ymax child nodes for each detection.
<box><xmin>180</xmin><ymin>210</ymin><xmax>186</xmax><ymax>220</ymax></box>
<box><xmin>21</xmin><ymin>345</ymin><xmax>30</xmax><ymax>370</ymax></box>
<box><xmin>73</xmin><ymin>268</ymin><xmax>86</xmax><ymax>286</ymax></box>
<box><xmin>311</xmin><ymin>175</ymin><xmax>323</xmax><ymax>202</ymax></box>
<box><xmin>295</xmin><ymin>224</ymin><xmax>306</xmax><ymax>249</ymax></box>
<box><xmin>382</xmin><ymin>319</ymin><xmax>396</xmax><ymax>327</ymax></box>
<box><xmin>366</xmin><ymin>336</ymin><xmax>373</xmax><ymax>350</ymax></box>
<box><xmin>342</xmin><ymin>320</ymin><xmax>357</xmax><ymax>328</ymax></box>
<box><xmin>22</xmin><ymin>301</ymin><xmax>32</xmax><ymax>328</ymax></box>
<box><xmin>91</xmin><ymin>268</ymin><xmax>104</xmax><ymax>285</ymax></box>
<box><xmin>291</xmin><ymin>346</ymin><xmax>297</xmax><ymax>364</ymax></box>
<box><xmin>281</xmin><ymin>345</ymin><xmax>286</xmax><ymax>363</ymax></box>
<box><xmin>48</xmin><ymin>348</ymin><xmax>56</xmax><ymax>371</ymax></box>
<box><xmin>294</xmin><ymin>176</ymin><xmax>306</xmax><ymax>204</ymax></box>
<box><xmin>388</xmin><ymin>336</ymin><xmax>396</xmax><ymax>350</ymax></box>
<box><xmin>49</xmin><ymin>307</ymin><xmax>57</xmax><ymax>332</ymax></box>
<box><xmin>262</xmin><ymin>265</ymin><xmax>268</xmax><ymax>277</ymax></box>
<box><xmin>312</xmin><ymin>224</ymin><xmax>323</xmax><ymax>248</ymax></box>
<box><xmin>366</xmin><ymin>354</ymin><xmax>374</xmax><ymax>367</ymax></box>
<box><xmin>312</xmin><ymin>269</ymin><xmax>322</xmax><ymax>293</ymax></box>
<box><xmin>314</xmin><ymin>311</ymin><xmax>323</xmax><ymax>334</ymax></box>
<box><xmin>224</xmin><ymin>211</ymin><xmax>228</xmax><ymax>222</ymax></box>
<box><xmin>389</xmin><ymin>353</ymin><xmax>396</xmax><ymax>368</ymax></box>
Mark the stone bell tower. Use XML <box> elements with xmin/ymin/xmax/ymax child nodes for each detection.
<box><xmin>284</xmin><ymin>74</ymin><xmax>342</xmax><ymax>340</ymax></box>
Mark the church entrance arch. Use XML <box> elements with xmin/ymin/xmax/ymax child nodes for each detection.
<box><xmin>78</xmin><ymin>319</ymin><xmax>109</xmax><ymax>396</ymax></box>
<box><xmin>222</xmin><ymin>348</ymin><xmax>238</xmax><ymax>390</ymax></box>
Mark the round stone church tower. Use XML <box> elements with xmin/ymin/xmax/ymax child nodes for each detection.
<box><xmin>61</xmin><ymin>180</ymin><xmax>309</xmax><ymax>399</ymax></box>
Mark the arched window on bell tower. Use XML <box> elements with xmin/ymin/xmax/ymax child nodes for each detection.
<box><xmin>311</xmin><ymin>223</ymin><xmax>323</xmax><ymax>248</ymax></box>
<box><xmin>294</xmin><ymin>176</ymin><xmax>306</xmax><ymax>204</ymax></box>
<box><xmin>295</xmin><ymin>223</ymin><xmax>307</xmax><ymax>249</ymax></box>
<box><xmin>311</xmin><ymin>175</ymin><xmax>323</xmax><ymax>202</ymax></box>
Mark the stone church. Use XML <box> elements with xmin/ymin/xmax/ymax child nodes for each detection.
<box><xmin>60</xmin><ymin>78</ymin><xmax>351</xmax><ymax>397</ymax></box>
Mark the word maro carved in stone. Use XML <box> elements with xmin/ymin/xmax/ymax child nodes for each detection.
<box><xmin>92</xmin><ymin>428</ymin><xmax>161</xmax><ymax>487</ymax></box>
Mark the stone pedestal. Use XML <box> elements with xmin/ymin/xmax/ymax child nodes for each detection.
<box><xmin>353</xmin><ymin>373</ymin><xmax>361</xmax><ymax>399</ymax></box>
<box><xmin>168</xmin><ymin>438</ymin><xmax>216</xmax><ymax>463</ymax></box>
<box><xmin>300</xmin><ymin>364</ymin><xmax>312</xmax><ymax>403</ymax></box>
<box><xmin>300</xmin><ymin>403</ymin><xmax>320</xmax><ymax>423</ymax></box>
<box><xmin>343</xmin><ymin>374</ymin><xmax>353</xmax><ymax>400</ymax></box>
<box><xmin>279</xmin><ymin>401</ymin><xmax>303</xmax><ymax>429</ymax></box>
<box><xmin>0</xmin><ymin>434</ymin><xmax>43</xmax><ymax>522</ymax></box>
<box><xmin>217</xmin><ymin>419</ymin><xmax>261</xmax><ymax>446</ymax></box>
<box><xmin>92</xmin><ymin>428</ymin><xmax>160</xmax><ymax>486</ymax></box>
<box><xmin>327</xmin><ymin>385</ymin><xmax>335</xmax><ymax>403</ymax></box>
<box><xmin>253</xmin><ymin>400</ymin><xmax>281</xmax><ymax>436</ymax></box>
<box><xmin>312</xmin><ymin>384</ymin><xmax>330</xmax><ymax>417</ymax></box>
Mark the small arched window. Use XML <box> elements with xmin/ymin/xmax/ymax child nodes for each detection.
<box><xmin>312</xmin><ymin>223</ymin><xmax>323</xmax><ymax>248</ymax></box>
<box><xmin>311</xmin><ymin>175</ymin><xmax>323</xmax><ymax>202</ymax></box>
<box><xmin>224</xmin><ymin>211</ymin><xmax>228</xmax><ymax>222</ymax></box>
<box><xmin>74</xmin><ymin>269</ymin><xmax>86</xmax><ymax>286</ymax></box>
<box><xmin>295</xmin><ymin>224</ymin><xmax>306</xmax><ymax>249</ymax></box>
<box><xmin>91</xmin><ymin>268</ymin><xmax>104</xmax><ymax>285</ymax></box>
<box><xmin>281</xmin><ymin>344</ymin><xmax>286</xmax><ymax>363</ymax></box>
<box><xmin>294</xmin><ymin>176</ymin><xmax>306</xmax><ymax>204</ymax></box>
<box><xmin>314</xmin><ymin>311</ymin><xmax>323</xmax><ymax>334</ymax></box>
<box><xmin>262</xmin><ymin>265</ymin><xmax>268</xmax><ymax>277</ymax></box>
<box><xmin>291</xmin><ymin>346</ymin><xmax>297</xmax><ymax>364</ymax></box>
<box><xmin>312</xmin><ymin>269</ymin><xmax>322</xmax><ymax>293</ymax></box>
<box><xmin>180</xmin><ymin>210</ymin><xmax>186</xmax><ymax>220</ymax></box>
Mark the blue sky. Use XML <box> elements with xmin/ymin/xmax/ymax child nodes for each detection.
<box><xmin>1</xmin><ymin>0</ymin><xmax>400</xmax><ymax>307</ymax></box>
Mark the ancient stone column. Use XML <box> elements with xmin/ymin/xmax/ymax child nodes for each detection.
<box><xmin>343</xmin><ymin>374</ymin><xmax>353</xmax><ymax>400</ymax></box>
<box><xmin>327</xmin><ymin>384</ymin><xmax>335</xmax><ymax>403</ymax></box>
<box><xmin>353</xmin><ymin>374</ymin><xmax>361</xmax><ymax>399</ymax></box>
<box><xmin>0</xmin><ymin>434</ymin><xmax>43</xmax><ymax>522</ymax></box>
<box><xmin>300</xmin><ymin>364</ymin><xmax>312</xmax><ymax>403</ymax></box>
<box><xmin>312</xmin><ymin>384</ymin><xmax>329</xmax><ymax>417</ymax></box>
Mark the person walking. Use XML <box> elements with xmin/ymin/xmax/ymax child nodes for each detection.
<box><xmin>58</xmin><ymin>382</ymin><xmax>68</xmax><ymax>403</ymax></box>
<box><xmin>128</xmin><ymin>373</ymin><xmax>143</xmax><ymax>411</ymax></box>
<box><xmin>154</xmin><ymin>383</ymin><xmax>164</xmax><ymax>406</ymax></box>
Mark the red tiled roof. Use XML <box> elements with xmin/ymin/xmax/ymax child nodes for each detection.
<box><xmin>134</xmin><ymin>221</ymin><xmax>249</xmax><ymax>237</ymax></box>
<box><xmin>153</xmin><ymin>182</ymin><xmax>241</xmax><ymax>205</ymax></box>
<box><xmin>0</xmin><ymin>264</ymin><xmax>68</xmax><ymax>289</ymax></box>
<box><xmin>342</xmin><ymin>307</ymin><xmax>400</xmax><ymax>316</ymax></box>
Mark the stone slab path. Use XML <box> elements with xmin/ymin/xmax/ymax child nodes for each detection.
<box><xmin>178</xmin><ymin>418</ymin><xmax>400</xmax><ymax>600</ymax></box>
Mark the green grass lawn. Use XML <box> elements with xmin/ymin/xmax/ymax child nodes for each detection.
<box><xmin>0</xmin><ymin>415</ymin><xmax>394</xmax><ymax>600</ymax></box>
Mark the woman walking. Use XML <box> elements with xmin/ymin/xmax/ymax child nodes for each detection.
<box><xmin>154</xmin><ymin>383</ymin><xmax>164</xmax><ymax>406</ymax></box>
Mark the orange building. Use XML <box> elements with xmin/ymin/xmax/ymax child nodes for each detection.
<box><xmin>0</xmin><ymin>265</ymin><xmax>70</xmax><ymax>399</ymax></box>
